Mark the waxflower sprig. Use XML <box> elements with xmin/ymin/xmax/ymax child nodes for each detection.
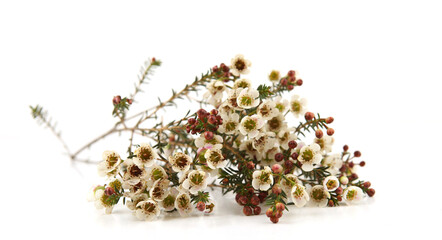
<box><xmin>31</xmin><ymin>54</ymin><xmax>375</xmax><ymax>223</ymax></box>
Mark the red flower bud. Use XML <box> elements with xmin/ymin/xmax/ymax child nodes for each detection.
<box><xmin>112</xmin><ymin>95</ymin><xmax>121</xmax><ymax>105</ymax></box>
<box><xmin>305</xmin><ymin>112</ymin><xmax>314</xmax><ymax>121</ymax></box>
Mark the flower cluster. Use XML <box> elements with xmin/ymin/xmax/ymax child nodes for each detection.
<box><xmin>31</xmin><ymin>54</ymin><xmax>374</xmax><ymax>223</ymax></box>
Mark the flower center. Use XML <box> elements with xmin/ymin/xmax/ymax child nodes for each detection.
<box><xmin>140</xmin><ymin>148</ymin><xmax>153</xmax><ymax>161</ymax></box>
<box><xmin>129</xmin><ymin>165</ymin><xmax>143</xmax><ymax>177</ymax></box>
<box><xmin>226</xmin><ymin>122</ymin><xmax>237</xmax><ymax>132</ymax></box>
<box><xmin>326</xmin><ymin>180</ymin><xmax>338</xmax><ymax>189</ymax></box>
<box><xmin>191</xmin><ymin>173</ymin><xmax>204</xmax><ymax>185</ymax></box>
<box><xmin>346</xmin><ymin>189</ymin><xmax>356</xmax><ymax>200</ymax></box>
<box><xmin>240</xmin><ymin>96</ymin><xmax>252</xmax><ymax>106</ymax></box>
<box><xmin>243</xmin><ymin>119</ymin><xmax>256</xmax><ymax>131</ymax></box>
<box><xmin>291</xmin><ymin>101</ymin><xmax>301</xmax><ymax>112</ymax></box>
<box><xmin>151</xmin><ymin>168</ymin><xmax>164</xmax><ymax>180</ymax></box>
<box><xmin>235</xmin><ymin>60</ymin><xmax>246</xmax><ymax>71</ymax></box>
<box><xmin>268</xmin><ymin>117</ymin><xmax>280</xmax><ymax>130</ymax></box>
<box><xmin>312</xmin><ymin>188</ymin><xmax>325</xmax><ymax>200</ymax></box>
<box><xmin>276</xmin><ymin>103</ymin><xmax>285</xmax><ymax>112</ymax></box>
<box><xmin>302</xmin><ymin>149</ymin><xmax>314</xmax><ymax>162</ymax></box>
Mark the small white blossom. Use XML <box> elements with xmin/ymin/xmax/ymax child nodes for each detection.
<box><xmin>260</xmin><ymin>147</ymin><xmax>280</xmax><ymax>166</ymax></box>
<box><xmin>309</xmin><ymin>185</ymin><xmax>330</xmax><ymax>207</ymax></box>
<box><xmin>298</xmin><ymin>143</ymin><xmax>323</xmax><ymax>172</ymax></box>
<box><xmin>237</xmin><ymin>88</ymin><xmax>260</xmax><ymax>109</ymax></box>
<box><xmin>133</xmin><ymin>143</ymin><xmax>158</xmax><ymax>168</ymax></box>
<box><xmin>97</xmin><ymin>151</ymin><xmax>122</xmax><ymax>178</ymax></box>
<box><xmin>205</xmin><ymin>148</ymin><xmax>227</xmax><ymax>169</ymax></box>
<box><xmin>175</xmin><ymin>192</ymin><xmax>193</xmax><ymax>217</ymax></box>
<box><xmin>126</xmin><ymin>193</ymin><xmax>148</xmax><ymax>211</ymax></box>
<box><xmin>218</xmin><ymin>113</ymin><xmax>240</xmax><ymax>134</ymax></box>
<box><xmin>146</xmin><ymin>164</ymin><xmax>168</xmax><ymax>186</ymax></box>
<box><xmin>230</xmin><ymin>54</ymin><xmax>251</xmax><ymax>76</ymax></box>
<box><xmin>123</xmin><ymin>179</ymin><xmax>148</xmax><ymax>196</ymax></box>
<box><xmin>203</xmin><ymin>80</ymin><xmax>226</xmax><ymax>106</ymax></box>
<box><xmin>323</xmin><ymin>176</ymin><xmax>340</xmax><ymax>192</ymax></box>
<box><xmin>274</xmin><ymin>96</ymin><xmax>289</xmax><ymax>113</ymax></box>
<box><xmin>290</xmin><ymin>95</ymin><xmax>307</xmax><ymax>117</ymax></box>
<box><xmin>322</xmin><ymin>154</ymin><xmax>343</xmax><ymax>175</ymax></box>
<box><xmin>168</xmin><ymin>152</ymin><xmax>192</xmax><ymax>172</ymax></box>
<box><xmin>267</xmin><ymin>114</ymin><xmax>287</xmax><ymax>133</ymax></box>
<box><xmin>239</xmin><ymin>115</ymin><xmax>265</xmax><ymax>138</ymax></box>
<box><xmin>343</xmin><ymin>186</ymin><xmax>364</xmax><ymax>204</ymax></box>
<box><xmin>233</xmin><ymin>78</ymin><xmax>252</xmax><ymax>89</ymax></box>
<box><xmin>257</xmin><ymin>100</ymin><xmax>279</xmax><ymax>120</ymax></box>
<box><xmin>252</xmin><ymin>132</ymin><xmax>277</xmax><ymax>153</ymax></box>
<box><xmin>160</xmin><ymin>188</ymin><xmax>179</xmax><ymax>212</ymax></box>
<box><xmin>149</xmin><ymin>178</ymin><xmax>170</xmax><ymax>201</ymax></box>
<box><xmin>252</xmin><ymin>166</ymin><xmax>274</xmax><ymax>191</ymax></box>
<box><xmin>135</xmin><ymin>199</ymin><xmax>160</xmax><ymax>221</ymax></box>
<box><xmin>182</xmin><ymin>170</ymin><xmax>208</xmax><ymax>194</ymax></box>
<box><xmin>195</xmin><ymin>134</ymin><xmax>223</xmax><ymax>150</ymax></box>
<box><xmin>225</xmin><ymin>88</ymin><xmax>243</xmax><ymax>110</ymax></box>
<box><xmin>281</xmin><ymin>174</ymin><xmax>302</xmax><ymax>194</ymax></box>
<box><xmin>123</xmin><ymin>159</ymin><xmax>147</xmax><ymax>185</ymax></box>
<box><xmin>314</xmin><ymin>135</ymin><xmax>334</xmax><ymax>153</ymax></box>
<box><xmin>93</xmin><ymin>188</ymin><xmax>115</xmax><ymax>214</ymax></box>
<box><xmin>291</xmin><ymin>184</ymin><xmax>310</xmax><ymax>208</ymax></box>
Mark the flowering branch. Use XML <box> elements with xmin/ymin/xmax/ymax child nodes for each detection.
<box><xmin>31</xmin><ymin>54</ymin><xmax>375</xmax><ymax>223</ymax></box>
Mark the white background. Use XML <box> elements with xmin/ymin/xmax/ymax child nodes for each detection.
<box><xmin>1</xmin><ymin>0</ymin><xmax>441</xmax><ymax>239</ymax></box>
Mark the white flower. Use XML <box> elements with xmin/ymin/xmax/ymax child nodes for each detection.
<box><xmin>203</xmin><ymin>80</ymin><xmax>226</xmax><ymax>106</ymax></box>
<box><xmin>239</xmin><ymin>115</ymin><xmax>265</xmax><ymax>138</ymax></box>
<box><xmin>267</xmin><ymin>114</ymin><xmax>287</xmax><ymax>133</ymax></box>
<box><xmin>236</xmin><ymin>88</ymin><xmax>260</xmax><ymax>109</ymax></box>
<box><xmin>149</xmin><ymin>178</ymin><xmax>170</xmax><ymax>201</ymax></box>
<box><xmin>93</xmin><ymin>188</ymin><xmax>116</xmax><ymax>214</ymax></box>
<box><xmin>281</xmin><ymin>174</ymin><xmax>302</xmax><ymax>194</ymax></box>
<box><xmin>230</xmin><ymin>54</ymin><xmax>251</xmax><ymax>76</ymax></box>
<box><xmin>133</xmin><ymin>143</ymin><xmax>158</xmax><ymax>168</ymax></box>
<box><xmin>290</xmin><ymin>95</ymin><xmax>307</xmax><ymax>117</ymax></box>
<box><xmin>323</xmin><ymin>176</ymin><xmax>340</xmax><ymax>192</ymax></box>
<box><xmin>233</xmin><ymin>78</ymin><xmax>252</xmax><ymax>89</ymax></box>
<box><xmin>123</xmin><ymin>179</ymin><xmax>148</xmax><ymax>195</ymax></box>
<box><xmin>274</xmin><ymin>96</ymin><xmax>289</xmax><ymax>113</ymax></box>
<box><xmin>123</xmin><ymin>159</ymin><xmax>147</xmax><ymax>185</ymax></box>
<box><xmin>309</xmin><ymin>185</ymin><xmax>330</xmax><ymax>207</ymax></box>
<box><xmin>322</xmin><ymin>154</ymin><xmax>343</xmax><ymax>175</ymax></box>
<box><xmin>168</xmin><ymin>152</ymin><xmax>192</xmax><ymax>172</ymax></box>
<box><xmin>260</xmin><ymin>147</ymin><xmax>280</xmax><ymax>166</ymax></box>
<box><xmin>298</xmin><ymin>143</ymin><xmax>323</xmax><ymax>172</ymax></box>
<box><xmin>268</xmin><ymin>70</ymin><xmax>280</xmax><ymax>82</ymax></box>
<box><xmin>204</xmin><ymin>148</ymin><xmax>227</xmax><ymax>169</ymax></box>
<box><xmin>182</xmin><ymin>170</ymin><xmax>208</xmax><ymax>194</ymax></box>
<box><xmin>146</xmin><ymin>164</ymin><xmax>168</xmax><ymax>183</ymax></box>
<box><xmin>291</xmin><ymin>184</ymin><xmax>310</xmax><ymax>208</ymax></box>
<box><xmin>126</xmin><ymin>193</ymin><xmax>148</xmax><ymax>211</ymax></box>
<box><xmin>160</xmin><ymin>188</ymin><xmax>179</xmax><ymax>212</ymax></box>
<box><xmin>218</xmin><ymin>113</ymin><xmax>240</xmax><ymax>134</ymax></box>
<box><xmin>252</xmin><ymin>166</ymin><xmax>274</xmax><ymax>191</ymax></box>
<box><xmin>135</xmin><ymin>199</ymin><xmax>160</xmax><ymax>221</ymax></box>
<box><xmin>277</xmin><ymin>128</ymin><xmax>297</xmax><ymax>150</ymax></box>
<box><xmin>97</xmin><ymin>151</ymin><xmax>121</xmax><ymax>178</ymax></box>
<box><xmin>257</xmin><ymin>100</ymin><xmax>279</xmax><ymax>120</ymax></box>
<box><xmin>225</xmin><ymin>88</ymin><xmax>243</xmax><ymax>110</ymax></box>
<box><xmin>314</xmin><ymin>135</ymin><xmax>334</xmax><ymax>153</ymax></box>
<box><xmin>252</xmin><ymin>132</ymin><xmax>277</xmax><ymax>153</ymax></box>
<box><xmin>195</xmin><ymin>134</ymin><xmax>223</xmax><ymax>150</ymax></box>
<box><xmin>239</xmin><ymin>140</ymin><xmax>262</xmax><ymax>160</ymax></box>
<box><xmin>343</xmin><ymin>186</ymin><xmax>364</xmax><ymax>204</ymax></box>
<box><xmin>175</xmin><ymin>192</ymin><xmax>193</xmax><ymax>217</ymax></box>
